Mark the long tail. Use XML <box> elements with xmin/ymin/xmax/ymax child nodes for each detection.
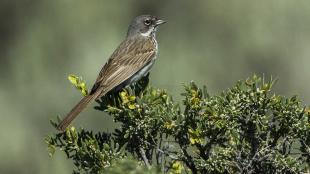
<box><xmin>57</xmin><ymin>90</ymin><xmax>101</xmax><ymax>131</ymax></box>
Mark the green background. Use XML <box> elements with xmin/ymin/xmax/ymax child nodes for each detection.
<box><xmin>1</xmin><ymin>1</ymin><xmax>310</xmax><ymax>173</ymax></box>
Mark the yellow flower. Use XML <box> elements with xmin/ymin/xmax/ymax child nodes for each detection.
<box><xmin>188</xmin><ymin>128</ymin><xmax>204</xmax><ymax>145</ymax></box>
<box><xmin>169</xmin><ymin>161</ymin><xmax>183</xmax><ymax>174</ymax></box>
<box><xmin>189</xmin><ymin>89</ymin><xmax>201</xmax><ymax>108</ymax></box>
<box><xmin>119</xmin><ymin>90</ymin><xmax>137</xmax><ymax>110</ymax></box>
<box><xmin>129</xmin><ymin>96</ymin><xmax>136</xmax><ymax>101</ymax></box>
<box><xmin>120</xmin><ymin>91</ymin><xmax>129</xmax><ymax>104</ymax></box>
<box><xmin>164</xmin><ymin>120</ymin><xmax>176</xmax><ymax>130</ymax></box>
<box><xmin>127</xmin><ymin>103</ymin><xmax>136</xmax><ymax>110</ymax></box>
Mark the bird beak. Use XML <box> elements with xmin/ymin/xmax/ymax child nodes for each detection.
<box><xmin>155</xmin><ymin>19</ymin><xmax>166</xmax><ymax>26</ymax></box>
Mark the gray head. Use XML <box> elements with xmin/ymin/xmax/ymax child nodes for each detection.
<box><xmin>127</xmin><ymin>15</ymin><xmax>166</xmax><ymax>37</ymax></box>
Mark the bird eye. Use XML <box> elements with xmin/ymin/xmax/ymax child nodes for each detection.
<box><xmin>144</xmin><ymin>19</ymin><xmax>151</xmax><ymax>26</ymax></box>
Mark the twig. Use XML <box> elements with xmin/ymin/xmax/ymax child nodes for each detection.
<box><xmin>144</xmin><ymin>139</ymin><xmax>179</xmax><ymax>160</ymax></box>
<box><xmin>139</xmin><ymin>147</ymin><xmax>151</xmax><ymax>169</ymax></box>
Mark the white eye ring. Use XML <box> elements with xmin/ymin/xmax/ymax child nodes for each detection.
<box><xmin>144</xmin><ymin>19</ymin><xmax>151</xmax><ymax>26</ymax></box>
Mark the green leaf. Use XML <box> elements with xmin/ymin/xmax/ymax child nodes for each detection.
<box><xmin>68</xmin><ymin>74</ymin><xmax>88</xmax><ymax>96</ymax></box>
<box><xmin>47</xmin><ymin>144</ymin><xmax>56</xmax><ymax>157</ymax></box>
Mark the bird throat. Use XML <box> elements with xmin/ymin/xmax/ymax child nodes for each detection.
<box><xmin>140</xmin><ymin>27</ymin><xmax>155</xmax><ymax>37</ymax></box>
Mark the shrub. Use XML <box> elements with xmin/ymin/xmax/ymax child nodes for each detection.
<box><xmin>46</xmin><ymin>75</ymin><xmax>310</xmax><ymax>173</ymax></box>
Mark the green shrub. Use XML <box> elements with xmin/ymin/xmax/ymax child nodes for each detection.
<box><xmin>46</xmin><ymin>75</ymin><xmax>310</xmax><ymax>173</ymax></box>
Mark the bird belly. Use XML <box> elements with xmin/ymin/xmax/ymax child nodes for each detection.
<box><xmin>114</xmin><ymin>60</ymin><xmax>155</xmax><ymax>91</ymax></box>
<box><xmin>129</xmin><ymin>60</ymin><xmax>154</xmax><ymax>83</ymax></box>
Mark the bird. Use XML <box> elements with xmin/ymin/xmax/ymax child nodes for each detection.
<box><xmin>57</xmin><ymin>15</ymin><xmax>166</xmax><ymax>131</ymax></box>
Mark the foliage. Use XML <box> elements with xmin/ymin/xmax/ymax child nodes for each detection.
<box><xmin>46</xmin><ymin>75</ymin><xmax>310</xmax><ymax>173</ymax></box>
<box><xmin>68</xmin><ymin>74</ymin><xmax>88</xmax><ymax>96</ymax></box>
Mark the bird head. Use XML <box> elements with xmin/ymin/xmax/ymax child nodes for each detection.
<box><xmin>127</xmin><ymin>15</ymin><xmax>166</xmax><ymax>37</ymax></box>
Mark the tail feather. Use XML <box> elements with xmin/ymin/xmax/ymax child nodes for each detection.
<box><xmin>57</xmin><ymin>90</ymin><xmax>101</xmax><ymax>131</ymax></box>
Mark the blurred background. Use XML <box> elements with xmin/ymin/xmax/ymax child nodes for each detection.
<box><xmin>1</xmin><ymin>0</ymin><xmax>310</xmax><ymax>173</ymax></box>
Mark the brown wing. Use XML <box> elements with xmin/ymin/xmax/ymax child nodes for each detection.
<box><xmin>90</xmin><ymin>36</ymin><xmax>156</xmax><ymax>96</ymax></box>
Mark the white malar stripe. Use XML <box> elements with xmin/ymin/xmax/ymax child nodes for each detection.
<box><xmin>140</xmin><ymin>28</ymin><xmax>153</xmax><ymax>37</ymax></box>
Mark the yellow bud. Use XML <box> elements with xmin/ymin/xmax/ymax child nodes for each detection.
<box><xmin>128</xmin><ymin>103</ymin><xmax>136</xmax><ymax>109</ymax></box>
<box><xmin>120</xmin><ymin>91</ymin><xmax>127</xmax><ymax>97</ymax></box>
<box><xmin>129</xmin><ymin>96</ymin><xmax>136</xmax><ymax>101</ymax></box>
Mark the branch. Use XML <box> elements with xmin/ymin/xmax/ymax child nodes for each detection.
<box><xmin>139</xmin><ymin>147</ymin><xmax>151</xmax><ymax>169</ymax></box>
<box><xmin>180</xmin><ymin>145</ymin><xmax>197</xmax><ymax>174</ymax></box>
